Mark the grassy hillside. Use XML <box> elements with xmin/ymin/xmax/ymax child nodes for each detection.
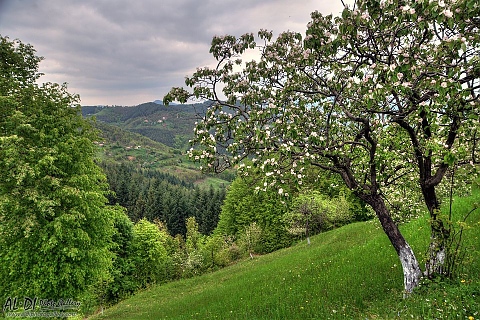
<box><xmin>84</xmin><ymin>103</ymin><xmax>234</xmax><ymax>187</ymax></box>
<box><xmin>90</xmin><ymin>190</ymin><xmax>480</xmax><ymax>319</ymax></box>
<box><xmin>91</xmin><ymin>121</ymin><xmax>233</xmax><ymax>187</ymax></box>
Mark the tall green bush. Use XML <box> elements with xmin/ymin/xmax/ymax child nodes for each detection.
<box><xmin>216</xmin><ymin>175</ymin><xmax>295</xmax><ymax>253</ymax></box>
<box><xmin>130</xmin><ymin>219</ymin><xmax>171</xmax><ymax>287</ymax></box>
<box><xmin>104</xmin><ymin>208</ymin><xmax>136</xmax><ymax>304</ymax></box>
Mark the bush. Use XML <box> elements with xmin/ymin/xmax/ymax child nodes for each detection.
<box><xmin>181</xmin><ymin>217</ymin><xmax>206</xmax><ymax>277</ymax></box>
<box><xmin>104</xmin><ymin>208</ymin><xmax>136</xmax><ymax>304</ymax></box>
<box><xmin>237</xmin><ymin>222</ymin><xmax>263</xmax><ymax>256</ymax></box>
<box><xmin>327</xmin><ymin>193</ymin><xmax>354</xmax><ymax>229</ymax></box>
<box><xmin>130</xmin><ymin>219</ymin><xmax>171</xmax><ymax>287</ymax></box>
<box><xmin>201</xmin><ymin>235</ymin><xmax>234</xmax><ymax>269</ymax></box>
<box><xmin>216</xmin><ymin>176</ymin><xmax>295</xmax><ymax>253</ymax></box>
<box><xmin>284</xmin><ymin>190</ymin><xmax>354</xmax><ymax>240</ymax></box>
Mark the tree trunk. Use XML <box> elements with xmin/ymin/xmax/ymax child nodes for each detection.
<box><xmin>422</xmin><ymin>185</ymin><xmax>450</xmax><ymax>278</ymax></box>
<box><xmin>365</xmin><ymin>194</ymin><xmax>423</xmax><ymax>293</ymax></box>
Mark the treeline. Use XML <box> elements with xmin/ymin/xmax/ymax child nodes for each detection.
<box><xmin>83</xmin><ymin>102</ymin><xmax>204</xmax><ymax>123</ymax></box>
<box><xmin>130</xmin><ymin>127</ymin><xmax>186</xmax><ymax>150</ymax></box>
<box><xmin>100</xmin><ymin>161</ymin><xmax>226</xmax><ymax>236</ymax></box>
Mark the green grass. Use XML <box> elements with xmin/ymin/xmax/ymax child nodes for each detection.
<box><xmin>90</xmin><ymin>191</ymin><xmax>480</xmax><ymax>319</ymax></box>
<box><xmin>194</xmin><ymin>176</ymin><xmax>230</xmax><ymax>189</ymax></box>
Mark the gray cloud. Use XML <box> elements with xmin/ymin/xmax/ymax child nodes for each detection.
<box><xmin>0</xmin><ymin>0</ymin><xmax>349</xmax><ymax>105</ymax></box>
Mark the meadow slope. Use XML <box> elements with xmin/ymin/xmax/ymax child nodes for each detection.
<box><xmin>90</xmin><ymin>191</ymin><xmax>480</xmax><ymax>319</ymax></box>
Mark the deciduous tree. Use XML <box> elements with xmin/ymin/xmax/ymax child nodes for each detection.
<box><xmin>216</xmin><ymin>174</ymin><xmax>295</xmax><ymax>253</ymax></box>
<box><xmin>165</xmin><ymin>0</ymin><xmax>479</xmax><ymax>293</ymax></box>
<box><xmin>0</xmin><ymin>35</ymin><xmax>116</xmax><ymax>302</ymax></box>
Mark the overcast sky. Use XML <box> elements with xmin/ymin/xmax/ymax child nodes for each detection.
<box><xmin>0</xmin><ymin>0</ymin><xmax>351</xmax><ymax>106</ymax></box>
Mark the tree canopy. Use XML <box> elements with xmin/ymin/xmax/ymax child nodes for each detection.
<box><xmin>165</xmin><ymin>0</ymin><xmax>479</xmax><ymax>293</ymax></box>
<box><xmin>0</xmin><ymin>35</ymin><xmax>117</xmax><ymax>302</ymax></box>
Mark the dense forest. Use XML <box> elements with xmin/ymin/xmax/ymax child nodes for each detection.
<box><xmin>100</xmin><ymin>161</ymin><xmax>225</xmax><ymax>236</ymax></box>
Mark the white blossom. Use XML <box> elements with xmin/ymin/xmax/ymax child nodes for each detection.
<box><xmin>443</xmin><ymin>9</ymin><xmax>453</xmax><ymax>18</ymax></box>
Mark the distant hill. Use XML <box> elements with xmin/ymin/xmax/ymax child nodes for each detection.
<box><xmin>83</xmin><ymin>102</ymin><xmax>234</xmax><ymax>187</ymax></box>
<box><xmin>82</xmin><ymin>102</ymin><xmax>210</xmax><ymax>150</ymax></box>
<box><xmin>153</xmin><ymin>99</ymin><xmax>181</xmax><ymax>105</ymax></box>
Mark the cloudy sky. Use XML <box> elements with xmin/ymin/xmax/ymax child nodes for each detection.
<box><xmin>0</xmin><ymin>0</ymin><xmax>351</xmax><ymax>106</ymax></box>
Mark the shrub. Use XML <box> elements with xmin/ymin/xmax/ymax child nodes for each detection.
<box><xmin>201</xmin><ymin>235</ymin><xmax>234</xmax><ymax>269</ymax></box>
<box><xmin>104</xmin><ymin>208</ymin><xmax>136</xmax><ymax>304</ymax></box>
<box><xmin>284</xmin><ymin>190</ymin><xmax>354</xmax><ymax>240</ymax></box>
<box><xmin>130</xmin><ymin>219</ymin><xmax>171</xmax><ymax>287</ymax></box>
<box><xmin>216</xmin><ymin>175</ymin><xmax>295</xmax><ymax>253</ymax></box>
<box><xmin>237</xmin><ymin>222</ymin><xmax>263</xmax><ymax>256</ymax></box>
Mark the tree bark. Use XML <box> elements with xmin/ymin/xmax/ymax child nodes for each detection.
<box><xmin>422</xmin><ymin>184</ymin><xmax>450</xmax><ymax>278</ymax></box>
<box><xmin>363</xmin><ymin>193</ymin><xmax>423</xmax><ymax>293</ymax></box>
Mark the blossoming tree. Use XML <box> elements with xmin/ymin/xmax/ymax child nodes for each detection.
<box><xmin>165</xmin><ymin>0</ymin><xmax>479</xmax><ymax>293</ymax></box>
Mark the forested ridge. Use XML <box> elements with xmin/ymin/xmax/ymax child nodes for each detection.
<box><xmin>83</xmin><ymin>102</ymin><xmax>209</xmax><ymax>150</ymax></box>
